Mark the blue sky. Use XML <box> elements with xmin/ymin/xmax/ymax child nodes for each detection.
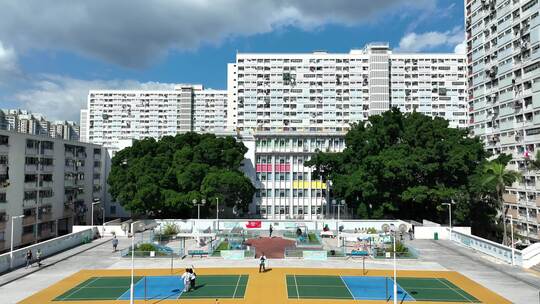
<box><xmin>0</xmin><ymin>0</ymin><xmax>465</xmax><ymax>121</ymax></box>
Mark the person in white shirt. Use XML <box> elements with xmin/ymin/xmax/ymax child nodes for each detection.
<box><xmin>181</xmin><ymin>268</ymin><xmax>192</xmax><ymax>292</ymax></box>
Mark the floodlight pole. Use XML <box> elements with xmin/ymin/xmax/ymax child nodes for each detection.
<box><xmin>390</xmin><ymin>224</ymin><xmax>397</xmax><ymax>304</ymax></box>
<box><xmin>510</xmin><ymin>214</ymin><xmax>515</xmax><ymax>266</ymax></box>
<box><xmin>216</xmin><ymin>197</ymin><xmax>219</xmax><ymax>232</ymax></box>
<box><xmin>130</xmin><ymin>222</ymin><xmax>134</xmax><ymax>304</ymax></box>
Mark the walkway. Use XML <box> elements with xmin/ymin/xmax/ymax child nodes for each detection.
<box><xmin>409</xmin><ymin>239</ymin><xmax>540</xmax><ymax>304</ymax></box>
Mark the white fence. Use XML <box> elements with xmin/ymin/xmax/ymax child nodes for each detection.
<box><xmin>156</xmin><ymin>219</ymin><xmax>411</xmax><ymax>234</ymax></box>
<box><xmin>0</xmin><ymin>228</ymin><xmax>95</xmax><ymax>273</ymax></box>
<box><xmin>415</xmin><ymin>226</ymin><xmax>471</xmax><ymax>240</ymax></box>
<box><xmin>451</xmin><ymin>229</ymin><xmax>522</xmax><ymax>265</ymax></box>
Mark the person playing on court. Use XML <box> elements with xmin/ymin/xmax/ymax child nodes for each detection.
<box><xmin>269</xmin><ymin>224</ymin><xmax>273</xmax><ymax>237</ymax></box>
<box><xmin>190</xmin><ymin>268</ymin><xmax>197</xmax><ymax>290</ymax></box>
<box><xmin>259</xmin><ymin>253</ymin><xmax>267</xmax><ymax>273</ymax></box>
<box><xmin>182</xmin><ymin>268</ymin><xmax>192</xmax><ymax>292</ymax></box>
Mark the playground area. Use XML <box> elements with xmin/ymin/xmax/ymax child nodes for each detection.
<box><xmin>20</xmin><ymin>267</ymin><xmax>510</xmax><ymax>303</ymax></box>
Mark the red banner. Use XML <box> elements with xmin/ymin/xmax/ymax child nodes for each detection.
<box><xmin>245</xmin><ymin>221</ymin><xmax>261</xmax><ymax>229</ymax></box>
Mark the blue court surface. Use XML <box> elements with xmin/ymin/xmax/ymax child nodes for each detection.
<box><xmin>341</xmin><ymin>276</ymin><xmax>414</xmax><ymax>301</ymax></box>
<box><xmin>118</xmin><ymin>276</ymin><xmax>182</xmax><ymax>300</ymax></box>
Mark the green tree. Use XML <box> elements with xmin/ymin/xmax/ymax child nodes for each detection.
<box><xmin>308</xmin><ymin>108</ymin><xmax>491</xmax><ymax>231</ymax></box>
<box><xmin>481</xmin><ymin>159</ymin><xmax>521</xmax><ymax>245</ymax></box>
<box><xmin>108</xmin><ymin>133</ymin><xmax>255</xmax><ymax>218</ymax></box>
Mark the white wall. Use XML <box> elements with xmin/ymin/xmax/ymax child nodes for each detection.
<box><xmin>414</xmin><ymin>226</ymin><xmax>471</xmax><ymax>240</ymax></box>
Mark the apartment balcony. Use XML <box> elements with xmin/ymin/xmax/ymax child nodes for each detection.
<box><xmin>22</xmin><ymin>215</ymin><xmax>36</xmax><ymax>226</ymax></box>
<box><xmin>39</xmin><ymin>213</ymin><xmax>52</xmax><ymax>222</ymax></box>
<box><xmin>39</xmin><ymin>229</ymin><xmax>55</xmax><ymax>240</ymax></box>
<box><xmin>63</xmin><ymin>208</ymin><xmax>74</xmax><ymax>218</ymax></box>
<box><xmin>24</xmin><ymin>164</ymin><xmax>38</xmax><ymax>173</ymax></box>
<box><xmin>21</xmin><ymin>232</ymin><xmax>34</xmax><ymax>245</ymax></box>
<box><xmin>503</xmin><ymin>193</ymin><xmax>518</xmax><ymax>204</ymax></box>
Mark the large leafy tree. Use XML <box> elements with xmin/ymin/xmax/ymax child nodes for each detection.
<box><xmin>108</xmin><ymin>133</ymin><xmax>255</xmax><ymax>218</ymax></box>
<box><xmin>308</xmin><ymin>108</ymin><xmax>492</xmax><ymax>231</ymax></box>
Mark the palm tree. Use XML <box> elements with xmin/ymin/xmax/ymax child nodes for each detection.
<box><xmin>482</xmin><ymin>161</ymin><xmax>521</xmax><ymax>245</ymax></box>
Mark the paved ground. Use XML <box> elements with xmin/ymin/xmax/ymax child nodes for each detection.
<box><xmin>1</xmin><ymin>234</ymin><xmax>539</xmax><ymax>303</ymax></box>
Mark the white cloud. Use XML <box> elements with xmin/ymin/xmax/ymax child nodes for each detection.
<box><xmin>454</xmin><ymin>41</ymin><xmax>466</xmax><ymax>54</ymax></box>
<box><xmin>0</xmin><ymin>0</ymin><xmax>434</xmax><ymax>67</ymax></box>
<box><xmin>14</xmin><ymin>75</ymin><xmax>177</xmax><ymax>121</ymax></box>
<box><xmin>396</xmin><ymin>27</ymin><xmax>464</xmax><ymax>52</ymax></box>
<box><xmin>0</xmin><ymin>40</ymin><xmax>18</xmax><ymax>82</ymax></box>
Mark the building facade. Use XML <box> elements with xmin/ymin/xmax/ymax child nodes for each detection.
<box><xmin>238</xmin><ymin>131</ymin><xmax>348</xmax><ymax>219</ymax></box>
<box><xmin>466</xmin><ymin>0</ymin><xmax>540</xmax><ymax>240</ymax></box>
<box><xmin>193</xmin><ymin>88</ymin><xmax>228</xmax><ymax>133</ymax></box>
<box><xmin>0</xmin><ymin>130</ymin><xmax>106</xmax><ymax>252</ymax></box>
<box><xmin>0</xmin><ymin>109</ymin><xmax>79</xmax><ymax>141</ymax></box>
<box><xmin>226</xmin><ymin>44</ymin><xmax>468</xmax><ymax>133</ymax></box>
<box><xmin>82</xmin><ymin>85</ymin><xmax>228</xmax><ymax>153</ymax></box>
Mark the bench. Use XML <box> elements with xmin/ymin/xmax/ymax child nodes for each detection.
<box><xmin>349</xmin><ymin>250</ymin><xmax>370</xmax><ymax>257</ymax></box>
<box><xmin>187</xmin><ymin>250</ymin><xmax>208</xmax><ymax>258</ymax></box>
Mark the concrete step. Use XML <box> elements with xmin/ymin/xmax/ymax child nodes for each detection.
<box><xmin>531</xmin><ymin>263</ymin><xmax>540</xmax><ymax>273</ymax></box>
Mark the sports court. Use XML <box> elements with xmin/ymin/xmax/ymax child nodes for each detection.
<box><xmin>286</xmin><ymin>275</ymin><xmax>479</xmax><ymax>302</ymax></box>
<box><xmin>54</xmin><ymin>274</ymin><xmax>248</xmax><ymax>301</ymax></box>
<box><xmin>21</xmin><ymin>268</ymin><xmax>510</xmax><ymax>304</ymax></box>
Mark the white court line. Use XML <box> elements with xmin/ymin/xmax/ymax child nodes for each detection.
<box><xmin>232</xmin><ymin>275</ymin><xmax>242</xmax><ymax>298</ymax></box>
<box><xmin>436</xmin><ymin>278</ymin><xmax>475</xmax><ymax>303</ymax></box>
<box><xmin>339</xmin><ymin>276</ymin><xmax>355</xmax><ymax>299</ymax></box>
<box><xmin>59</xmin><ymin>277</ymin><xmax>99</xmax><ymax>300</ymax></box>
<box><xmin>293</xmin><ymin>275</ymin><xmax>300</xmax><ymax>299</ymax></box>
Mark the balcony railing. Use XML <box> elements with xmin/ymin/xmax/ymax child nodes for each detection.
<box><xmin>22</xmin><ymin>215</ymin><xmax>36</xmax><ymax>226</ymax></box>
<box><xmin>21</xmin><ymin>233</ymin><xmax>34</xmax><ymax>245</ymax></box>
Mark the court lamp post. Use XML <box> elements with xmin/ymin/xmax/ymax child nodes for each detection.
<box><xmin>442</xmin><ymin>199</ymin><xmax>455</xmax><ymax>236</ymax></box>
<box><xmin>389</xmin><ymin>223</ymin><xmax>397</xmax><ymax>304</ymax></box>
<box><xmin>91</xmin><ymin>198</ymin><xmax>101</xmax><ymax>227</ymax></box>
<box><xmin>216</xmin><ymin>197</ymin><xmax>220</xmax><ymax>232</ymax></box>
<box><xmin>10</xmin><ymin>215</ymin><xmax>24</xmax><ymax>269</ymax></box>
<box><xmin>129</xmin><ymin>221</ymin><xmax>135</xmax><ymax>304</ymax></box>
<box><xmin>193</xmin><ymin>199</ymin><xmax>206</xmax><ymax>220</ymax></box>
<box><xmin>509</xmin><ymin>214</ymin><xmax>515</xmax><ymax>266</ymax></box>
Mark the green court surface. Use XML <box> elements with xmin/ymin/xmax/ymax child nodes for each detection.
<box><xmin>54</xmin><ymin>275</ymin><xmax>248</xmax><ymax>301</ymax></box>
<box><xmin>286</xmin><ymin>275</ymin><xmax>480</xmax><ymax>303</ymax></box>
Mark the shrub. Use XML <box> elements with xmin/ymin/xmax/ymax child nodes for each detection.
<box><xmin>162</xmin><ymin>222</ymin><xmax>179</xmax><ymax>236</ymax></box>
<box><xmin>137</xmin><ymin>243</ymin><xmax>157</xmax><ymax>252</ymax></box>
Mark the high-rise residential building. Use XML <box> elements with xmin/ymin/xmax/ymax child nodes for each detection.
<box><xmin>227</xmin><ymin>43</ymin><xmax>468</xmax><ymax>132</ymax></box>
<box><xmin>466</xmin><ymin>0</ymin><xmax>540</xmax><ymax>241</ymax></box>
<box><xmin>193</xmin><ymin>88</ymin><xmax>228</xmax><ymax>133</ymax></box>
<box><xmin>0</xmin><ymin>109</ymin><xmax>80</xmax><ymax>141</ymax></box>
<box><xmin>0</xmin><ymin>130</ymin><xmax>106</xmax><ymax>252</ymax></box>
<box><xmin>81</xmin><ymin>84</ymin><xmax>228</xmax><ymax>154</ymax></box>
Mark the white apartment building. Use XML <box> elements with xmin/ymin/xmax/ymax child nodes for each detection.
<box><xmin>0</xmin><ymin>130</ymin><xmax>106</xmax><ymax>252</ymax></box>
<box><xmin>193</xmin><ymin>88</ymin><xmax>228</xmax><ymax>133</ymax></box>
<box><xmin>227</xmin><ymin>43</ymin><xmax>468</xmax><ymax>133</ymax></box>
<box><xmin>81</xmin><ymin>84</ymin><xmax>228</xmax><ymax>153</ymax></box>
<box><xmin>466</xmin><ymin>0</ymin><xmax>540</xmax><ymax>241</ymax></box>
<box><xmin>237</xmin><ymin>131</ymin><xmax>348</xmax><ymax>219</ymax></box>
